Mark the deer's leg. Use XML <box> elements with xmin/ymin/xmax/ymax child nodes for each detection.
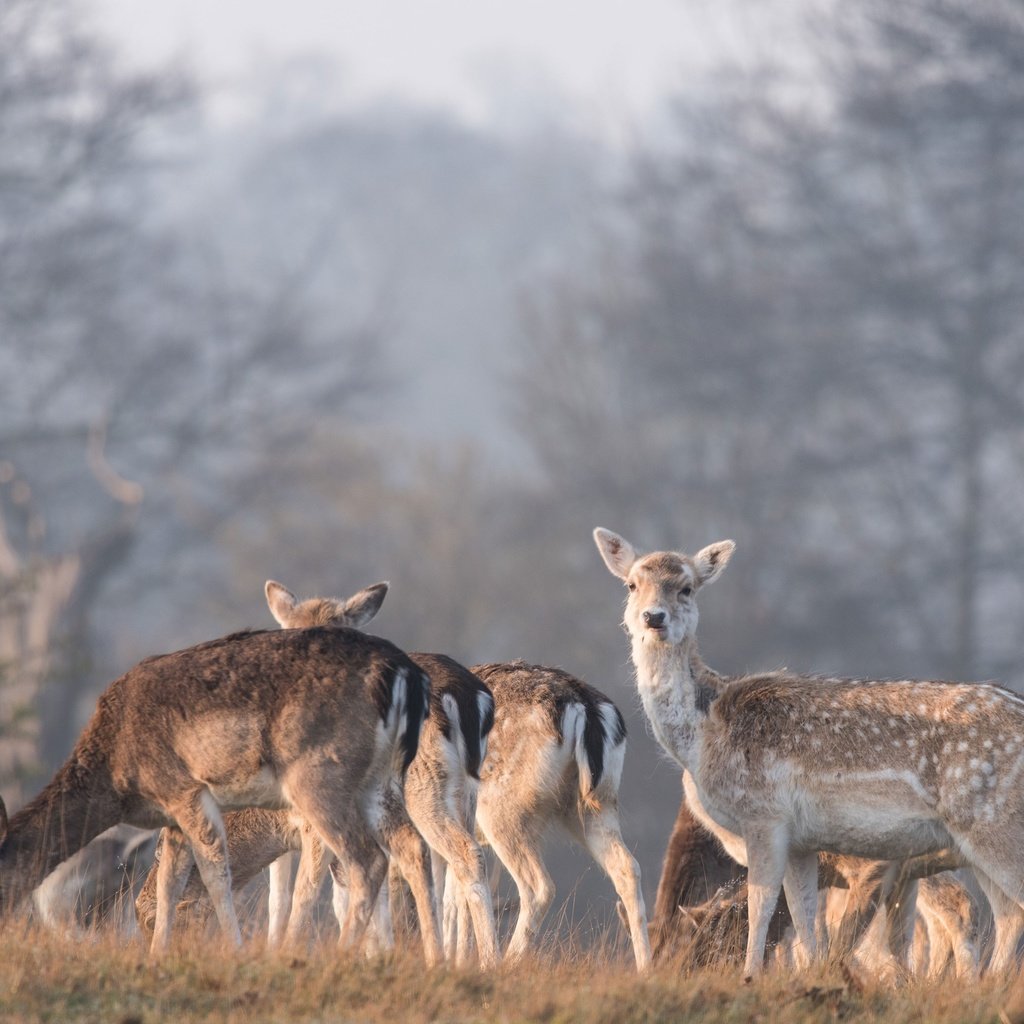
<box><xmin>479</xmin><ymin>810</ymin><xmax>552</xmax><ymax>962</ymax></box>
<box><xmin>151</xmin><ymin>827</ymin><xmax>193</xmax><ymax>954</ymax></box>
<box><xmin>375</xmin><ymin>785</ymin><xmax>442</xmax><ymax>966</ymax></box>
<box><xmin>925</xmin><ymin>913</ymin><xmax>952</xmax><ymax>977</ymax></box>
<box><xmin>951</xmin><ymin>919</ymin><xmax>979</xmax><ymax>979</ymax></box>
<box><xmin>886</xmin><ymin>875</ymin><xmax>918</xmax><ymax>967</ymax></box>
<box><xmin>441</xmin><ymin>863</ymin><xmax>459</xmax><ymax>959</ymax></box>
<box><xmin>361</xmin><ymin>880</ymin><xmax>394</xmax><ymax>956</ymax></box>
<box><xmin>414</xmin><ymin>814</ymin><xmax>498</xmax><ymax>968</ymax></box>
<box><xmin>580</xmin><ymin>807</ymin><xmax>651</xmax><ymax>971</ymax></box>
<box><xmin>430</xmin><ymin>849</ymin><xmax>447</xmax><ymax>948</ymax></box>
<box><xmin>743</xmin><ymin>824</ymin><xmax>788</xmax><ymax>979</ymax></box>
<box><xmin>329</xmin><ymin>849</ymin><xmax>388</xmax><ymax>951</ymax></box>
<box><xmin>974</xmin><ymin>869</ymin><xmax>1024</xmax><ymax>974</ymax></box>
<box><xmin>330</xmin><ymin>865</ymin><xmax>349</xmax><ymax>937</ymax></box>
<box><xmin>782</xmin><ymin>851</ymin><xmax>818</xmax><ymax>969</ymax></box>
<box><xmin>267</xmin><ymin>852</ymin><xmax>296</xmax><ymax>948</ymax></box>
<box><xmin>284</xmin><ymin>825</ymin><xmax>333</xmax><ymax>947</ymax></box>
<box><xmin>157</xmin><ymin>792</ymin><xmax>242</xmax><ymax>951</ymax></box>
<box><xmin>288</xmin><ymin>792</ymin><xmax>387</xmax><ymax>952</ymax></box>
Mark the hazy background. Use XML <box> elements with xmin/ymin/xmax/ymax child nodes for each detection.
<box><xmin>2</xmin><ymin>0</ymin><xmax>1023</xmax><ymax>946</ymax></box>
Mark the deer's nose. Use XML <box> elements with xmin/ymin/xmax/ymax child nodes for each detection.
<box><xmin>643</xmin><ymin>610</ymin><xmax>666</xmax><ymax>629</ymax></box>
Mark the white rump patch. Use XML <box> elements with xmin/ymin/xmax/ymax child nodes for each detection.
<box><xmin>441</xmin><ymin>692</ymin><xmax>466</xmax><ymax>774</ymax></box>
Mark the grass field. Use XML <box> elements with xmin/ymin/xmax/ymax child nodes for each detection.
<box><xmin>0</xmin><ymin>924</ymin><xmax>1013</xmax><ymax>1024</ymax></box>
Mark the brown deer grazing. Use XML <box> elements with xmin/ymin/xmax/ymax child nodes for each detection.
<box><xmin>32</xmin><ymin>825</ymin><xmax>157</xmax><ymax>937</ymax></box>
<box><xmin>136</xmin><ymin>581</ymin><xmax>495</xmax><ymax>966</ymax></box>
<box><xmin>595</xmin><ymin>527</ymin><xmax>1024</xmax><ymax>978</ymax></box>
<box><xmin>648</xmin><ymin>797</ymin><xmax>744</xmax><ymax>958</ymax></box>
<box><xmin>0</xmin><ymin>626</ymin><xmax>430</xmax><ymax>956</ymax></box>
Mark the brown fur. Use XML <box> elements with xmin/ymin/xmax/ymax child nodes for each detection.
<box><xmin>649</xmin><ymin>796</ymin><xmax>745</xmax><ymax>959</ymax></box>
<box><xmin>0</xmin><ymin>627</ymin><xmax>428</xmax><ymax>955</ymax></box>
<box><xmin>469</xmin><ymin>662</ymin><xmax>650</xmax><ymax>969</ymax></box>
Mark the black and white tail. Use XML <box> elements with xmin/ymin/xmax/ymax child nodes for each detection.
<box><xmin>566</xmin><ymin>694</ymin><xmax>627</xmax><ymax>811</ymax></box>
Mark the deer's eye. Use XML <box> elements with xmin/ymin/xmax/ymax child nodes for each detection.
<box><xmin>627</xmin><ymin>582</ymin><xmax>637</xmax><ymax>593</ymax></box>
<box><xmin>679</xmin><ymin>585</ymin><xmax>692</xmax><ymax>599</ymax></box>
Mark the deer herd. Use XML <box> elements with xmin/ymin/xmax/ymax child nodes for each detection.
<box><xmin>1</xmin><ymin>528</ymin><xmax>1023</xmax><ymax>991</ymax></box>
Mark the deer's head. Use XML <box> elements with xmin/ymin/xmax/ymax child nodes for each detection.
<box><xmin>265</xmin><ymin>580</ymin><xmax>389</xmax><ymax>630</ymax></box>
<box><xmin>594</xmin><ymin>529</ymin><xmax>734</xmax><ymax>647</ymax></box>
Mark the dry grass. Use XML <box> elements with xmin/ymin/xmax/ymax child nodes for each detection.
<box><xmin>0</xmin><ymin>924</ymin><xmax>1012</xmax><ymax>1024</ymax></box>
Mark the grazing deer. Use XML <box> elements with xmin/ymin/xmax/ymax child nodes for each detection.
<box><xmin>32</xmin><ymin>825</ymin><xmax>157</xmax><ymax>937</ymax></box>
<box><xmin>0</xmin><ymin>627</ymin><xmax>430</xmax><ymax>957</ymax></box>
<box><xmin>648</xmin><ymin>797</ymin><xmax>744</xmax><ymax>958</ymax></box>
<box><xmin>466</xmin><ymin>661</ymin><xmax>651</xmax><ymax>970</ymax></box>
<box><xmin>594</xmin><ymin>527</ymin><xmax>1024</xmax><ymax>978</ymax></box>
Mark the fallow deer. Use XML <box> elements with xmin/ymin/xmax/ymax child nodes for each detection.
<box><xmin>32</xmin><ymin>825</ymin><xmax>157</xmax><ymax>937</ymax></box>
<box><xmin>466</xmin><ymin>661</ymin><xmax>651</xmax><ymax>970</ymax></box>
<box><xmin>0</xmin><ymin>626</ymin><xmax>430</xmax><ymax>957</ymax></box>
<box><xmin>594</xmin><ymin>527</ymin><xmax>1024</xmax><ymax>978</ymax></box>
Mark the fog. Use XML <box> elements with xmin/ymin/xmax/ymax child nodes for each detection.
<box><xmin>2</xmin><ymin>0</ymin><xmax>1023</xmax><ymax>943</ymax></box>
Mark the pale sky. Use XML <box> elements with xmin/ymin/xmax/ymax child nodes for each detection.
<box><xmin>92</xmin><ymin>0</ymin><xmax>774</xmax><ymax>136</ymax></box>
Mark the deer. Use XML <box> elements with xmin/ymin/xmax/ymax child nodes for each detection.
<box><xmin>32</xmin><ymin>825</ymin><xmax>157</xmax><ymax>937</ymax></box>
<box><xmin>0</xmin><ymin>625</ymin><xmax>431</xmax><ymax>958</ymax></box>
<box><xmin>135</xmin><ymin>580</ymin><xmax>497</xmax><ymax>966</ymax></box>
<box><xmin>466</xmin><ymin>660</ymin><xmax>651</xmax><ymax>970</ymax></box>
<box><xmin>594</xmin><ymin>527</ymin><xmax>1024</xmax><ymax>978</ymax></box>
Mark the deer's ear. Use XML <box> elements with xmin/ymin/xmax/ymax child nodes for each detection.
<box><xmin>676</xmin><ymin>905</ymin><xmax>699</xmax><ymax>936</ymax></box>
<box><xmin>265</xmin><ymin>580</ymin><xmax>298</xmax><ymax>626</ymax></box>
<box><xmin>693</xmin><ymin>541</ymin><xmax>735</xmax><ymax>587</ymax></box>
<box><xmin>593</xmin><ymin>528</ymin><xmax>638</xmax><ymax>580</ymax></box>
<box><xmin>339</xmin><ymin>581</ymin><xmax>389</xmax><ymax>628</ymax></box>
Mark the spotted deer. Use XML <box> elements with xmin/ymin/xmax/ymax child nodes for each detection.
<box><xmin>0</xmin><ymin>627</ymin><xmax>430</xmax><ymax>957</ymax></box>
<box><xmin>465</xmin><ymin>660</ymin><xmax>651</xmax><ymax>970</ymax></box>
<box><xmin>595</xmin><ymin>527</ymin><xmax>1024</xmax><ymax>978</ymax></box>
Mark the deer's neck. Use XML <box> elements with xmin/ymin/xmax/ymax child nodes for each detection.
<box><xmin>631</xmin><ymin>635</ymin><xmax>719</xmax><ymax>774</ymax></box>
<box><xmin>0</xmin><ymin>753</ymin><xmax>121</xmax><ymax>913</ymax></box>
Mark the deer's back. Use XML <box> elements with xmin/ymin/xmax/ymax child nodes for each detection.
<box><xmin>93</xmin><ymin>627</ymin><xmax>425</xmax><ymax>805</ymax></box>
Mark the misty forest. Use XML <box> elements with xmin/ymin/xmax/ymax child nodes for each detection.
<box><xmin>2</xmin><ymin>0</ymin><xmax>1024</xmax><ymax>1013</ymax></box>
